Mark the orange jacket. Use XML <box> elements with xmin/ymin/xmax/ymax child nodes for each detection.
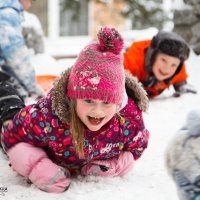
<box><xmin>124</xmin><ymin>40</ymin><xmax>188</xmax><ymax>97</ymax></box>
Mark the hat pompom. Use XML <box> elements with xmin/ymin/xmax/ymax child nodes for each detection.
<box><xmin>98</xmin><ymin>27</ymin><xmax>124</xmax><ymax>55</ymax></box>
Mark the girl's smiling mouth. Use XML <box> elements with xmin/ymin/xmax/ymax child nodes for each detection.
<box><xmin>88</xmin><ymin>116</ymin><xmax>105</xmax><ymax>125</ymax></box>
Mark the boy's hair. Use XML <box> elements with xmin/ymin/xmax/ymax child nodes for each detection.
<box><xmin>145</xmin><ymin>31</ymin><xmax>190</xmax><ymax>82</ymax></box>
<box><xmin>151</xmin><ymin>31</ymin><xmax>190</xmax><ymax>61</ymax></box>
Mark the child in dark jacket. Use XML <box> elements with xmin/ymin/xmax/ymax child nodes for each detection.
<box><xmin>0</xmin><ymin>27</ymin><xmax>149</xmax><ymax>193</ymax></box>
<box><xmin>124</xmin><ymin>31</ymin><xmax>197</xmax><ymax>97</ymax></box>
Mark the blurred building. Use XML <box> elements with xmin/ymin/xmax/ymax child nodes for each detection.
<box><xmin>30</xmin><ymin>0</ymin><xmax>127</xmax><ymax>39</ymax></box>
<box><xmin>89</xmin><ymin>0</ymin><xmax>127</xmax><ymax>39</ymax></box>
<box><xmin>29</xmin><ymin>0</ymin><xmax>128</xmax><ymax>59</ymax></box>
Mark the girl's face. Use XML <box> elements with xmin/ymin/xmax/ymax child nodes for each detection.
<box><xmin>19</xmin><ymin>0</ymin><xmax>32</xmax><ymax>10</ymax></box>
<box><xmin>152</xmin><ymin>53</ymin><xmax>181</xmax><ymax>81</ymax></box>
<box><xmin>76</xmin><ymin>99</ymin><xmax>117</xmax><ymax>131</ymax></box>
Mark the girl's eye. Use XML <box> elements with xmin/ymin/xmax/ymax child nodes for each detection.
<box><xmin>85</xmin><ymin>99</ymin><xmax>92</xmax><ymax>103</ymax></box>
<box><xmin>172</xmin><ymin>64</ymin><xmax>179</xmax><ymax>68</ymax></box>
<box><xmin>103</xmin><ymin>102</ymin><xmax>109</xmax><ymax>105</ymax></box>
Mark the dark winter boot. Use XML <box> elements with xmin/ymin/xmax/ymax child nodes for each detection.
<box><xmin>0</xmin><ymin>75</ymin><xmax>25</xmax><ymax>147</ymax></box>
<box><xmin>0</xmin><ymin>70</ymin><xmax>10</xmax><ymax>81</ymax></box>
<box><xmin>0</xmin><ymin>80</ymin><xmax>25</xmax><ymax>119</ymax></box>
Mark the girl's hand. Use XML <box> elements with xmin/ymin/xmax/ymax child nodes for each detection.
<box><xmin>174</xmin><ymin>83</ymin><xmax>197</xmax><ymax>97</ymax></box>
<box><xmin>81</xmin><ymin>151</ymin><xmax>134</xmax><ymax>177</ymax></box>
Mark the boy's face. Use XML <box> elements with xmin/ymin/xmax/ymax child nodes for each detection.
<box><xmin>19</xmin><ymin>0</ymin><xmax>32</xmax><ymax>10</ymax></box>
<box><xmin>152</xmin><ymin>53</ymin><xmax>181</xmax><ymax>81</ymax></box>
<box><xmin>76</xmin><ymin>99</ymin><xmax>117</xmax><ymax>132</ymax></box>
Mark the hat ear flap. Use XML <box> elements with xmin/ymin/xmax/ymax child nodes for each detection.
<box><xmin>151</xmin><ymin>36</ymin><xmax>158</xmax><ymax>48</ymax></box>
<box><xmin>185</xmin><ymin>46</ymin><xmax>190</xmax><ymax>60</ymax></box>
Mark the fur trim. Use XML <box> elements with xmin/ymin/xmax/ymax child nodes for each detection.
<box><xmin>165</xmin><ymin>131</ymin><xmax>200</xmax><ymax>181</ymax></box>
<box><xmin>125</xmin><ymin>71</ymin><xmax>149</xmax><ymax>112</ymax></box>
<box><xmin>52</xmin><ymin>68</ymin><xmax>149</xmax><ymax>123</ymax></box>
<box><xmin>52</xmin><ymin>68</ymin><xmax>72</xmax><ymax>124</ymax></box>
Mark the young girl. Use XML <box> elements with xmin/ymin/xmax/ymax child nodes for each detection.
<box><xmin>124</xmin><ymin>31</ymin><xmax>197</xmax><ymax>97</ymax></box>
<box><xmin>0</xmin><ymin>27</ymin><xmax>149</xmax><ymax>193</ymax></box>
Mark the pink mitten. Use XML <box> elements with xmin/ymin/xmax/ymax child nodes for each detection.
<box><xmin>8</xmin><ymin>142</ymin><xmax>70</xmax><ymax>193</ymax></box>
<box><xmin>115</xmin><ymin>151</ymin><xmax>135</xmax><ymax>176</ymax></box>
<box><xmin>81</xmin><ymin>151</ymin><xmax>134</xmax><ymax>177</ymax></box>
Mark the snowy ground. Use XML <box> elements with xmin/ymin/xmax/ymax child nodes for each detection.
<box><xmin>1</xmin><ymin>48</ymin><xmax>200</xmax><ymax>200</ymax></box>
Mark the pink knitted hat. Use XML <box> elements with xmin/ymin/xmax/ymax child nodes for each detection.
<box><xmin>67</xmin><ymin>27</ymin><xmax>125</xmax><ymax>105</ymax></box>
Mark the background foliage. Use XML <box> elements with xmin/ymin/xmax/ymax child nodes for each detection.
<box><xmin>60</xmin><ymin>0</ymin><xmax>169</xmax><ymax>29</ymax></box>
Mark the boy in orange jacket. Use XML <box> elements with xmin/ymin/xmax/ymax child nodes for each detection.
<box><xmin>124</xmin><ymin>31</ymin><xmax>197</xmax><ymax>97</ymax></box>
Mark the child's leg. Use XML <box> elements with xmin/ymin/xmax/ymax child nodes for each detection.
<box><xmin>0</xmin><ymin>76</ymin><xmax>25</xmax><ymax>148</ymax></box>
<box><xmin>8</xmin><ymin>142</ymin><xmax>70</xmax><ymax>193</ymax></box>
<box><xmin>0</xmin><ymin>76</ymin><xmax>25</xmax><ymax>129</ymax></box>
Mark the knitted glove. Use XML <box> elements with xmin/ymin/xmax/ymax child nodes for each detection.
<box><xmin>81</xmin><ymin>151</ymin><xmax>134</xmax><ymax>177</ymax></box>
<box><xmin>173</xmin><ymin>81</ymin><xmax>197</xmax><ymax>97</ymax></box>
<box><xmin>8</xmin><ymin>143</ymin><xmax>70</xmax><ymax>193</ymax></box>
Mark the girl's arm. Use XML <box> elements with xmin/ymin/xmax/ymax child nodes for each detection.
<box><xmin>121</xmin><ymin>98</ymin><xmax>150</xmax><ymax>160</ymax></box>
<box><xmin>1</xmin><ymin>103</ymin><xmax>47</xmax><ymax>152</ymax></box>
